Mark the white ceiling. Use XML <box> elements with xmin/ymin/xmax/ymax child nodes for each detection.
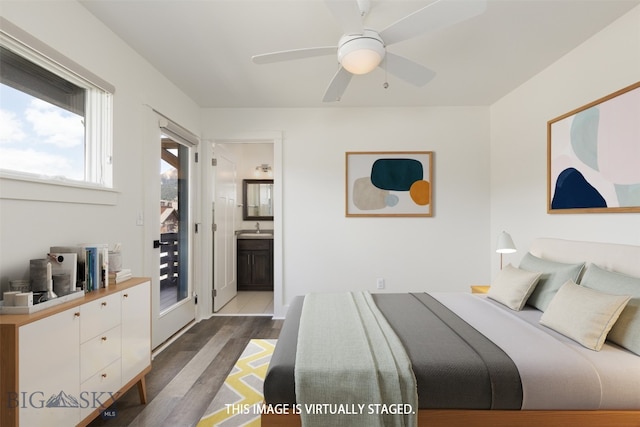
<box><xmin>80</xmin><ymin>0</ymin><xmax>639</xmax><ymax>108</ymax></box>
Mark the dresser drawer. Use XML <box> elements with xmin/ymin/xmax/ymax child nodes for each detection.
<box><xmin>80</xmin><ymin>358</ymin><xmax>122</xmax><ymax>420</ymax></box>
<box><xmin>80</xmin><ymin>325</ymin><xmax>121</xmax><ymax>382</ymax></box>
<box><xmin>80</xmin><ymin>293</ymin><xmax>121</xmax><ymax>342</ymax></box>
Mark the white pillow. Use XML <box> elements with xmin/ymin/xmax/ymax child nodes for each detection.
<box><xmin>540</xmin><ymin>280</ymin><xmax>631</xmax><ymax>351</ymax></box>
<box><xmin>580</xmin><ymin>264</ymin><xmax>640</xmax><ymax>355</ymax></box>
<box><xmin>488</xmin><ymin>264</ymin><xmax>542</xmax><ymax>311</ymax></box>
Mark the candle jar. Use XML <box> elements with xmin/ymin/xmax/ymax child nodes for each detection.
<box><xmin>9</xmin><ymin>279</ymin><xmax>31</xmax><ymax>293</ymax></box>
<box><xmin>53</xmin><ymin>273</ymin><xmax>71</xmax><ymax>296</ymax></box>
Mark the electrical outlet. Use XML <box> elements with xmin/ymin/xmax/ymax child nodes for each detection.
<box><xmin>376</xmin><ymin>278</ymin><xmax>385</xmax><ymax>289</ymax></box>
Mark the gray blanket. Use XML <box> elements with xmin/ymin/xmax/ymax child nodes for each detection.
<box><xmin>294</xmin><ymin>292</ymin><xmax>418</xmax><ymax>427</ymax></box>
<box><xmin>264</xmin><ymin>293</ymin><xmax>522</xmax><ymax>411</ymax></box>
<box><xmin>375</xmin><ymin>293</ymin><xmax>522</xmax><ymax>409</ymax></box>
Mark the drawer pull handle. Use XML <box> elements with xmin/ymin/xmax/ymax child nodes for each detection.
<box><xmin>123</xmin><ymin>293</ymin><xmax>129</xmax><ymax>298</ymax></box>
<box><xmin>101</xmin><ymin>336</ymin><xmax>107</xmax><ymax>341</ymax></box>
<box><xmin>101</xmin><ymin>301</ymin><xmax>107</xmax><ymax>307</ymax></box>
<box><xmin>101</xmin><ymin>373</ymin><xmax>107</xmax><ymax>379</ymax></box>
<box><xmin>74</xmin><ymin>312</ymin><xmax>80</xmax><ymax>318</ymax></box>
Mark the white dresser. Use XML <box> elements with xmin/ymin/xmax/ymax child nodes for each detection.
<box><xmin>0</xmin><ymin>277</ymin><xmax>151</xmax><ymax>427</ymax></box>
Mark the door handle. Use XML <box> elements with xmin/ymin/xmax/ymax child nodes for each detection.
<box><xmin>153</xmin><ymin>240</ymin><xmax>169</xmax><ymax>249</ymax></box>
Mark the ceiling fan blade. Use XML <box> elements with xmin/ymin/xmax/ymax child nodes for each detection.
<box><xmin>380</xmin><ymin>0</ymin><xmax>487</xmax><ymax>46</ymax></box>
<box><xmin>252</xmin><ymin>46</ymin><xmax>336</xmax><ymax>64</ymax></box>
<box><xmin>322</xmin><ymin>67</ymin><xmax>353</xmax><ymax>102</ymax></box>
<box><xmin>324</xmin><ymin>0</ymin><xmax>364</xmax><ymax>35</ymax></box>
<box><xmin>382</xmin><ymin>52</ymin><xmax>436</xmax><ymax>87</ymax></box>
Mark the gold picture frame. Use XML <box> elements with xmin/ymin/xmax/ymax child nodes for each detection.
<box><xmin>345</xmin><ymin>151</ymin><xmax>433</xmax><ymax>217</ymax></box>
<box><xmin>547</xmin><ymin>81</ymin><xmax>640</xmax><ymax>214</ymax></box>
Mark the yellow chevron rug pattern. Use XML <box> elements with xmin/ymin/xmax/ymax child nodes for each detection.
<box><xmin>197</xmin><ymin>339</ymin><xmax>276</xmax><ymax>427</ymax></box>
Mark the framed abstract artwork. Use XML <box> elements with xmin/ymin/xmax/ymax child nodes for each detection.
<box><xmin>547</xmin><ymin>81</ymin><xmax>640</xmax><ymax>214</ymax></box>
<box><xmin>345</xmin><ymin>151</ymin><xmax>433</xmax><ymax>217</ymax></box>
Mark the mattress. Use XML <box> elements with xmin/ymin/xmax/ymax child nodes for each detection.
<box><xmin>264</xmin><ymin>292</ymin><xmax>640</xmax><ymax>410</ymax></box>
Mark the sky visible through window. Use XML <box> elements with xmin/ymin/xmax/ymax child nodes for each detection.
<box><xmin>0</xmin><ymin>83</ymin><xmax>85</xmax><ymax>180</ymax></box>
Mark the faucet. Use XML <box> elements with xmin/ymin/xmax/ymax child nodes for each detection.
<box><xmin>255</xmin><ymin>222</ymin><xmax>260</xmax><ymax>234</ymax></box>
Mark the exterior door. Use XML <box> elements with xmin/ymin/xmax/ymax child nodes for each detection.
<box><xmin>152</xmin><ymin>132</ymin><xmax>196</xmax><ymax>347</ymax></box>
<box><xmin>213</xmin><ymin>144</ymin><xmax>237</xmax><ymax>312</ymax></box>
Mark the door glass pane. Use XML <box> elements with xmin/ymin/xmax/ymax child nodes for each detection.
<box><xmin>160</xmin><ymin>137</ymin><xmax>189</xmax><ymax>312</ymax></box>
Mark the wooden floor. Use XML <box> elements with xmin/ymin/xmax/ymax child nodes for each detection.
<box><xmin>88</xmin><ymin>315</ymin><xmax>282</xmax><ymax>427</ymax></box>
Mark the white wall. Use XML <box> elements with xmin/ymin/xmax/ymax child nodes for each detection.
<box><xmin>203</xmin><ymin>107</ymin><xmax>491</xmax><ymax>311</ymax></box>
<box><xmin>3</xmin><ymin>1</ymin><xmax>638</xmax><ymax>318</ymax></box>
<box><xmin>219</xmin><ymin>142</ymin><xmax>274</xmax><ymax>231</ymax></box>
<box><xmin>490</xmin><ymin>5</ymin><xmax>640</xmax><ymax>278</ymax></box>
<box><xmin>0</xmin><ymin>2</ymin><xmax>201</xmax><ymax>292</ymax></box>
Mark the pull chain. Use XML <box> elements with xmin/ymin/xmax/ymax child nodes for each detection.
<box><xmin>383</xmin><ymin>55</ymin><xmax>389</xmax><ymax>89</ymax></box>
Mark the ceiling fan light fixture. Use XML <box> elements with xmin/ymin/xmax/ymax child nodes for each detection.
<box><xmin>338</xmin><ymin>31</ymin><xmax>385</xmax><ymax>75</ymax></box>
<box><xmin>340</xmin><ymin>48</ymin><xmax>383</xmax><ymax>74</ymax></box>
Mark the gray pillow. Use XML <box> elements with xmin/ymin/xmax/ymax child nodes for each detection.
<box><xmin>580</xmin><ymin>264</ymin><xmax>640</xmax><ymax>355</ymax></box>
<box><xmin>519</xmin><ymin>252</ymin><xmax>585</xmax><ymax>311</ymax></box>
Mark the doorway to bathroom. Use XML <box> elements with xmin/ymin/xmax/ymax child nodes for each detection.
<box><xmin>212</xmin><ymin>140</ymin><xmax>276</xmax><ymax>316</ymax></box>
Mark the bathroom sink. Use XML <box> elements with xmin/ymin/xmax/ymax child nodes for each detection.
<box><xmin>236</xmin><ymin>230</ymin><xmax>273</xmax><ymax>239</ymax></box>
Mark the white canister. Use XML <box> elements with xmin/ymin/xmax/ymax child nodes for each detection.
<box><xmin>3</xmin><ymin>291</ymin><xmax>20</xmax><ymax>306</ymax></box>
<box><xmin>15</xmin><ymin>292</ymin><xmax>33</xmax><ymax>307</ymax></box>
<box><xmin>108</xmin><ymin>251</ymin><xmax>122</xmax><ymax>272</ymax></box>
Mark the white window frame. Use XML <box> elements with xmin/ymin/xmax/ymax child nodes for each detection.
<box><xmin>0</xmin><ymin>18</ymin><xmax>116</xmax><ymax>204</ymax></box>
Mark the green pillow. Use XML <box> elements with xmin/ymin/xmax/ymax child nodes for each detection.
<box><xmin>519</xmin><ymin>252</ymin><xmax>585</xmax><ymax>311</ymax></box>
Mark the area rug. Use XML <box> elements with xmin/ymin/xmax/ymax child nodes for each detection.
<box><xmin>197</xmin><ymin>339</ymin><xmax>276</xmax><ymax>427</ymax></box>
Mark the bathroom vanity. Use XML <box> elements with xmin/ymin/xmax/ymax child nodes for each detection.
<box><xmin>238</xmin><ymin>178</ymin><xmax>274</xmax><ymax>292</ymax></box>
<box><xmin>237</xmin><ymin>235</ymin><xmax>273</xmax><ymax>291</ymax></box>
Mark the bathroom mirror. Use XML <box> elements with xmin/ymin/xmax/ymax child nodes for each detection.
<box><xmin>243</xmin><ymin>179</ymin><xmax>274</xmax><ymax>220</ymax></box>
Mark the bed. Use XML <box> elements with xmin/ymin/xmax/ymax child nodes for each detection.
<box><xmin>262</xmin><ymin>238</ymin><xmax>640</xmax><ymax>427</ymax></box>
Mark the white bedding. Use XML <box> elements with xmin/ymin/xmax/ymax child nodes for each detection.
<box><xmin>432</xmin><ymin>292</ymin><xmax>640</xmax><ymax>410</ymax></box>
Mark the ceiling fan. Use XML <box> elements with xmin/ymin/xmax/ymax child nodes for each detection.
<box><xmin>251</xmin><ymin>0</ymin><xmax>487</xmax><ymax>102</ymax></box>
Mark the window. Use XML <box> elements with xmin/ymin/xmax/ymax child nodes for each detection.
<box><xmin>0</xmin><ymin>20</ymin><xmax>113</xmax><ymax>188</ymax></box>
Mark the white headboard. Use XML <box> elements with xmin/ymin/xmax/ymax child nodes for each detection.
<box><xmin>530</xmin><ymin>238</ymin><xmax>640</xmax><ymax>278</ymax></box>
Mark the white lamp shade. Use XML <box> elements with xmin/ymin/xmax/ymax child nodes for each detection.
<box><xmin>496</xmin><ymin>231</ymin><xmax>516</xmax><ymax>254</ymax></box>
<box><xmin>338</xmin><ymin>33</ymin><xmax>385</xmax><ymax>75</ymax></box>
